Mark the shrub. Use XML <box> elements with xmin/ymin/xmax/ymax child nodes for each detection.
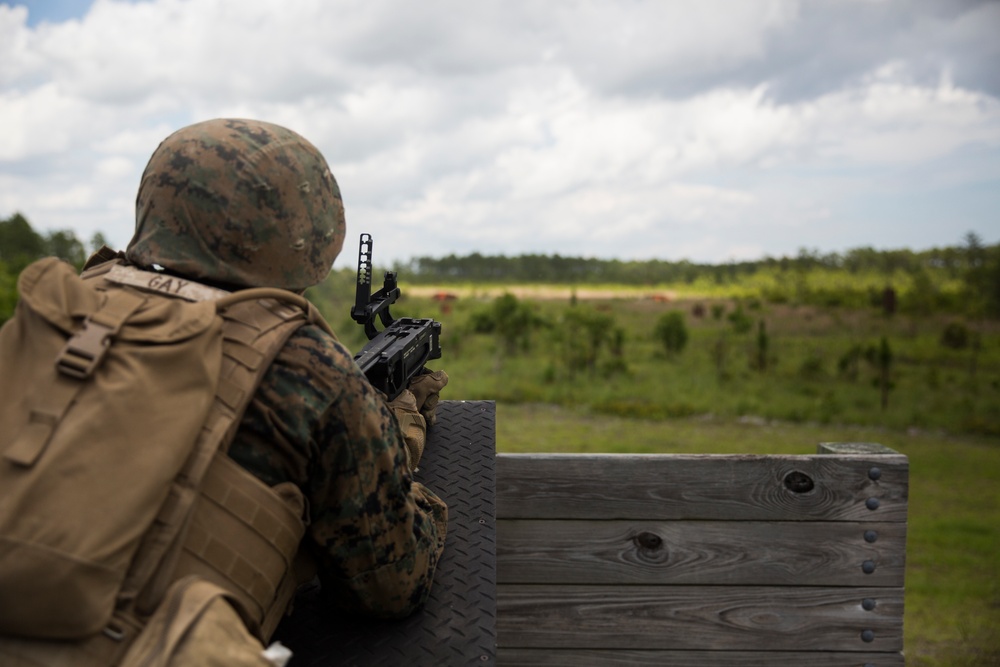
<box><xmin>654</xmin><ymin>311</ymin><xmax>688</xmax><ymax>356</ymax></box>
<box><xmin>727</xmin><ymin>305</ymin><xmax>753</xmax><ymax>335</ymax></box>
<box><xmin>799</xmin><ymin>350</ymin><xmax>826</xmax><ymax>379</ymax></box>
<box><xmin>941</xmin><ymin>322</ymin><xmax>970</xmax><ymax>350</ymax></box>
<box><xmin>472</xmin><ymin>292</ymin><xmax>545</xmax><ymax>355</ymax></box>
<box><xmin>754</xmin><ymin>319</ymin><xmax>769</xmax><ymax>372</ymax></box>
<box><xmin>837</xmin><ymin>344</ymin><xmax>863</xmax><ymax>381</ymax></box>
<box><xmin>555</xmin><ymin>306</ymin><xmax>616</xmax><ymax>376</ymax></box>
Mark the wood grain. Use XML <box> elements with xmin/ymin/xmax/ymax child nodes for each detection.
<box><xmin>498</xmin><ymin>519</ymin><xmax>906</xmax><ymax>586</ymax></box>
<box><xmin>497</xmin><ymin>648</ymin><xmax>905</xmax><ymax>667</ymax></box>
<box><xmin>819</xmin><ymin>442</ymin><xmax>904</xmax><ymax>456</ymax></box>
<box><xmin>494</xmin><ymin>447</ymin><xmax>907</xmax><ymax>664</ymax></box>
<box><xmin>497</xmin><ymin>453</ymin><xmax>908</xmax><ymax>522</ymax></box>
<box><xmin>497</xmin><ymin>584</ymin><xmax>904</xmax><ymax>652</ymax></box>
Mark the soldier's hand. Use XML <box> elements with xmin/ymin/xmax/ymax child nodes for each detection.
<box><xmin>389</xmin><ymin>389</ymin><xmax>426</xmax><ymax>472</ymax></box>
<box><xmin>408</xmin><ymin>369</ymin><xmax>448</xmax><ymax>426</ymax></box>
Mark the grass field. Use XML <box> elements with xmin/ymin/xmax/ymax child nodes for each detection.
<box><xmin>312</xmin><ymin>277</ymin><xmax>1000</xmax><ymax>665</ymax></box>
<box><xmin>401</xmin><ymin>291</ymin><xmax>1000</xmax><ymax>436</ymax></box>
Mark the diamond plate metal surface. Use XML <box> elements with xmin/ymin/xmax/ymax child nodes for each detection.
<box><xmin>272</xmin><ymin>400</ymin><xmax>497</xmax><ymax>666</ymax></box>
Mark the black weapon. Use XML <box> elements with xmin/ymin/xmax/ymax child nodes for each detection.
<box><xmin>351</xmin><ymin>233</ymin><xmax>442</xmax><ymax>400</ymax></box>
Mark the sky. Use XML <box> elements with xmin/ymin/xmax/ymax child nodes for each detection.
<box><xmin>1</xmin><ymin>0</ymin><xmax>999</xmax><ymax>268</ymax></box>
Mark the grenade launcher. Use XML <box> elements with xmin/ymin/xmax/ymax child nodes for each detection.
<box><xmin>351</xmin><ymin>233</ymin><xmax>442</xmax><ymax>400</ymax></box>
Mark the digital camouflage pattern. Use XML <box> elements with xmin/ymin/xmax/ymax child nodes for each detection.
<box><xmin>129</xmin><ymin>117</ymin><xmax>445</xmax><ymax>617</ymax></box>
<box><xmin>127</xmin><ymin>118</ymin><xmax>346</xmax><ymax>291</ymax></box>
<box><xmin>227</xmin><ymin>323</ymin><xmax>448</xmax><ymax>618</ymax></box>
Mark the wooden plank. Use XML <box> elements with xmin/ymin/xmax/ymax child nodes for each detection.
<box><xmin>497</xmin><ymin>454</ymin><xmax>908</xmax><ymax>522</ymax></box>
<box><xmin>497</xmin><ymin>648</ymin><xmax>905</xmax><ymax>666</ymax></box>
<box><xmin>819</xmin><ymin>441</ymin><xmax>903</xmax><ymax>456</ymax></box>
<box><xmin>498</xmin><ymin>520</ymin><xmax>906</xmax><ymax>586</ymax></box>
<box><xmin>497</xmin><ymin>584</ymin><xmax>904</xmax><ymax>652</ymax></box>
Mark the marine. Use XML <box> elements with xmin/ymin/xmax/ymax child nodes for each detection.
<box><xmin>126</xmin><ymin>117</ymin><xmax>451</xmax><ymax>619</ymax></box>
<box><xmin>0</xmin><ymin>117</ymin><xmax>448</xmax><ymax>665</ymax></box>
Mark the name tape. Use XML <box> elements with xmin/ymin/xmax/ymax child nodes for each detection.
<box><xmin>105</xmin><ymin>265</ymin><xmax>230</xmax><ymax>302</ymax></box>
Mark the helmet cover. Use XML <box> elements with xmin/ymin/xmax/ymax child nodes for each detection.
<box><xmin>127</xmin><ymin>118</ymin><xmax>345</xmax><ymax>290</ymax></box>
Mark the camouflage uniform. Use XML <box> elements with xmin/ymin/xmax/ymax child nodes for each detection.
<box><xmin>229</xmin><ymin>324</ymin><xmax>447</xmax><ymax>617</ymax></box>
<box><xmin>126</xmin><ymin>118</ymin><xmax>447</xmax><ymax>619</ymax></box>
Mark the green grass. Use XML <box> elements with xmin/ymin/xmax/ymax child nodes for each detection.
<box><xmin>309</xmin><ymin>278</ymin><xmax>1000</xmax><ymax>666</ymax></box>
<box><xmin>496</xmin><ymin>404</ymin><xmax>1000</xmax><ymax>666</ymax></box>
<box><xmin>422</xmin><ymin>294</ymin><xmax>1000</xmax><ymax>436</ymax></box>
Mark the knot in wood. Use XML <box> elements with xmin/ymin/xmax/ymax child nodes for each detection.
<box><xmin>783</xmin><ymin>470</ymin><xmax>815</xmax><ymax>494</ymax></box>
<box><xmin>634</xmin><ymin>531</ymin><xmax>663</xmax><ymax>551</ymax></box>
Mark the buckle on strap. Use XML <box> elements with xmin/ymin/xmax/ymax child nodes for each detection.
<box><xmin>56</xmin><ymin>319</ymin><xmax>115</xmax><ymax>380</ymax></box>
<box><xmin>56</xmin><ymin>289</ymin><xmax>146</xmax><ymax>380</ymax></box>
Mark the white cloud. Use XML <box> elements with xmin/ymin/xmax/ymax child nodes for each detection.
<box><xmin>1</xmin><ymin>0</ymin><xmax>998</xmax><ymax>262</ymax></box>
<box><xmin>827</xmin><ymin>76</ymin><xmax>1000</xmax><ymax>163</ymax></box>
<box><xmin>548</xmin><ymin>0</ymin><xmax>797</xmax><ymax>94</ymax></box>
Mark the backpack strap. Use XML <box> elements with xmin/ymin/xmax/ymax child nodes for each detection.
<box><xmin>70</xmin><ymin>263</ymin><xmax>330</xmax><ymax>646</ymax></box>
<box><xmin>55</xmin><ymin>287</ymin><xmax>147</xmax><ymax>380</ymax></box>
<box><xmin>216</xmin><ymin>287</ymin><xmax>336</xmax><ymax>339</ymax></box>
<box><xmin>119</xmin><ymin>293</ymin><xmax>313</xmax><ymax>618</ymax></box>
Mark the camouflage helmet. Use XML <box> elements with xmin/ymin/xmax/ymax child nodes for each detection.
<box><xmin>127</xmin><ymin>118</ymin><xmax>346</xmax><ymax>291</ymax></box>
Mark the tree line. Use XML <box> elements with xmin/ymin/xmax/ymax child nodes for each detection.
<box><xmin>0</xmin><ymin>212</ymin><xmax>108</xmax><ymax>273</ymax></box>
<box><xmin>0</xmin><ymin>213</ymin><xmax>111</xmax><ymax>324</ymax></box>
<box><xmin>397</xmin><ymin>233</ymin><xmax>1000</xmax><ymax>318</ymax></box>
<box><xmin>3</xmin><ymin>211</ymin><xmax>999</xmax><ymax>324</ymax></box>
<box><xmin>398</xmin><ymin>238</ymin><xmax>996</xmax><ymax>286</ymax></box>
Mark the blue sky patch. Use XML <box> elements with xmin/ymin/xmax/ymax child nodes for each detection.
<box><xmin>15</xmin><ymin>0</ymin><xmax>95</xmax><ymax>27</ymax></box>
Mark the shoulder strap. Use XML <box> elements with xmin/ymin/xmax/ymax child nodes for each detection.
<box><xmin>116</xmin><ymin>286</ymin><xmax>322</xmax><ymax>617</ymax></box>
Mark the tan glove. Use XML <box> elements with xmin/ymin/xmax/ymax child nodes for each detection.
<box><xmin>389</xmin><ymin>389</ymin><xmax>427</xmax><ymax>472</ymax></box>
<box><xmin>407</xmin><ymin>369</ymin><xmax>449</xmax><ymax>426</ymax></box>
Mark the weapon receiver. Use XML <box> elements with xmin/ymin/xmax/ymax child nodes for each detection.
<box><xmin>351</xmin><ymin>233</ymin><xmax>442</xmax><ymax>400</ymax></box>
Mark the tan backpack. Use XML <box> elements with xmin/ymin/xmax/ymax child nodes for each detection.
<box><xmin>0</xmin><ymin>256</ymin><xmax>330</xmax><ymax>664</ymax></box>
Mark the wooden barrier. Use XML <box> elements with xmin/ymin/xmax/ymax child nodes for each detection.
<box><xmin>496</xmin><ymin>443</ymin><xmax>908</xmax><ymax>666</ymax></box>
